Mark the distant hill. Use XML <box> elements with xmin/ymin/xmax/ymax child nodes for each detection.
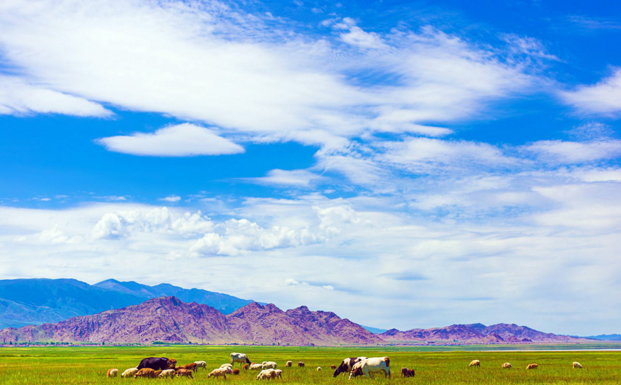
<box><xmin>584</xmin><ymin>334</ymin><xmax>621</xmax><ymax>341</ymax></box>
<box><xmin>361</xmin><ymin>325</ymin><xmax>388</xmax><ymax>334</ymax></box>
<box><xmin>0</xmin><ymin>296</ymin><xmax>381</xmax><ymax>346</ymax></box>
<box><xmin>381</xmin><ymin>323</ymin><xmax>590</xmax><ymax>344</ymax></box>
<box><xmin>0</xmin><ymin>278</ymin><xmax>256</xmax><ymax>329</ymax></box>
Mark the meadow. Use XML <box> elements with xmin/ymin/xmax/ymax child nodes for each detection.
<box><xmin>0</xmin><ymin>345</ymin><xmax>620</xmax><ymax>384</ymax></box>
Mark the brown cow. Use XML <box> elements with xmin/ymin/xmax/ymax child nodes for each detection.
<box><xmin>176</xmin><ymin>369</ymin><xmax>194</xmax><ymax>378</ymax></box>
<box><xmin>526</xmin><ymin>363</ymin><xmax>538</xmax><ymax>370</ymax></box>
<box><xmin>134</xmin><ymin>368</ymin><xmax>157</xmax><ymax>379</ymax></box>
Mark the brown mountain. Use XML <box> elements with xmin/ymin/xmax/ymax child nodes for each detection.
<box><xmin>380</xmin><ymin>323</ymin><xmax>590</xmax><ymax>344</ymax></box>
<box><xmin>0</xmin><ymin>297</ymin><xmax>381</xmax><ymax>346</ymax></box>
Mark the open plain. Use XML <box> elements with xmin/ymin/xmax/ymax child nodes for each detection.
<box><xmin>1</xmin><ymin>345</ymin><xmax>620</xmax><ymax>385</ymax></box>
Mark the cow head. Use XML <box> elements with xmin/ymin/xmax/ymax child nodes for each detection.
<box><xmin>350</xmin><ymin>367</ymin><xmax>364</xmax><ymax>378</ymax></box>
<box><xmin>167</xmin><ymin>359</ymin><xmax>176</xmax><ymax>369</ymax></box>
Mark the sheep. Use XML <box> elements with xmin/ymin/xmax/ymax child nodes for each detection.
<box><xmin>153</xmin><ymin>370</ymin><xmax>163</xmax><ymax>377</ymax></box>
<box><xmin>159</xmin><ymin>369</ymin><xmax>176</xmax><ymax>378</ymax></box>
<box><xmin>573</xmin><ymin>362</ymin><xmax>583</xmax><ymax>369</ymax></box>
<box><xmin>107</xmin><ymin>369</ymin><xmax>118</xmax><ymax>378</ymax></box>
<box><xmin>135</xmin><ymin>368</ymin><xmax>157</xmax><ymax>379</ymax></box>
<box><xmin>330</xmin><ymin>365</ymin><xmax>337</xmax><ymax>370</ymax></box>
<box><xmin>401</xmin><ymin>367</ymin><xmax>415</xmax><ymax>377</ymax></box>
<box><xmin>232</xmin><ymin>369</ymin><xmax>240</xmax><ymax>375</ymax></box>
<box><xmin>469</xmin><ymin>360</ymin><xmax>480</xmax><ymax>367</ymax></box>
<box><xmin>122</xmin><ymin>368</ymin><xmax>138</xmax><ymax>378</ymax></box>
<box><xmin>208</xmin><ymin>368</ymin><xmax>228</xmax><ymax>380</ymax></box>
<box><xmin>298</xmin><ymin>362</ymin><xmax>305</xmax><ymax>367</ymax></box>
<box><xmin>250</xmin><ymin>363</ymin><xmax>263</xmax><ymax>370</ymax></box>
<box><xmin>256</xmin><ymin>369</ymin><xmax>278</xmax><ymax>380</ymax></box>
<box><xmin>176</xmin><ymin>369</ymin><xmax>194</xmax><ymax>378</ymax></box>
<box><xmin>526</xmin><ymin>363</ymin><xmax>538</xmax><ymax>370</ymax></box>
<box><xmin>274</xmin><ymin>369</ymin><xmax>282</xmax><ymax>379</ymax></box>
<box><xmin>243</xmin><ymin>364</ymin><xmax>249</xmax><ymax>370</ymax></box>
<box><xmin>195</xmin><ymin>361</ymin><xmax>207</xmax><ymax>370</ymax></box>
<box><xmin>285</xmin><ymin>361</ymin><xmax>292</xmax><ymax>367</ymax></box>
<box><xmin>502</xmin><ymin>363</ymin><xmax>512</xmax><ymax>369</ymax></box>
<box><xmin>263</xmin><ymin>361</ymin><xmax>277</xmax><ymax>370</ymax></box>
<box><xmin>220</xmin><ymin>363</ymin><xmax>232</xmax><ymax>370</ymax></box>
<box><xmin>182</xmin><ymin>363</ymin><xmax>198</xmax><ymax>372</ymax></box>
<box><xmin>317</xmin><ymin>367</ymin><xmax>322</xmax><ymax>371</ymax></box>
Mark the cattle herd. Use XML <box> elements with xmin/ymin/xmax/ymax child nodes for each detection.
<box><xmin>104</xmin><ymin>352</ymin><xmax>585</xmax><ymax>380</ymax></box>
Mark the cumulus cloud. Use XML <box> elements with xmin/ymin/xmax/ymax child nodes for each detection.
<box><xmin>97</xmin><ymin>123</ymin><xmax>244</xmax><ymax>156</ymax></box>
<box><xmin>244</xmin><ymin>169</ymin><xmax>323</xmax><ymax>187</ymax></box>
<box><xmin>0</xmin><ymin>75</ymin><xmax>110</xmax><ymax>117</ymax></box>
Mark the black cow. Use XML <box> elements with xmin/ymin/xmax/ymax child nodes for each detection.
<box><xmin>333</xmin><ymin>357</ymin><xmax>366</xmax><ymax>377</ymax></box>
<box><xmin>137</xmin><ymin>357</ymin><xmax>176</xmax><ymax>371</ymax></box>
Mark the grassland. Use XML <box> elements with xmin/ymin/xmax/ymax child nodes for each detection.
<box><xmin>0</xmin><ymin>345</ymin><xmax>620</xmax><ymax>384</ymax></box>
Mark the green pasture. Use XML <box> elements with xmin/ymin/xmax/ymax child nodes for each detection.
<box><xmin>0</xmin><ymin>345</ymin><xmax>620</xmax><ymax>384</ymax></box>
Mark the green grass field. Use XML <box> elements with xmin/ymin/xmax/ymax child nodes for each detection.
<box><xmin>0</xmin><ymin>345</ymin><xmax>620</xmax><ymax>384</ymax></box>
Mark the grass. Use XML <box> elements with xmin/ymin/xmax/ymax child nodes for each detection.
<box><xmin>0</xmin><ymin>345</ymin><xmax>620</xmax><ymax>384</ymax></box>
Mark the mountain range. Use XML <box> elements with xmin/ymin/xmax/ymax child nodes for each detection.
<box><xmin>0</xmin><ymin>296</ymin><xmax>380</xmax><ymax>345</ymax></box>
<box><xmin>0</xmin><ymin>278</ymin><xmax>256</xmax><ymax>329</ymax></box>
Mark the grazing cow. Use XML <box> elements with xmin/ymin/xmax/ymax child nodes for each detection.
<box><xmin>107</xmin><ymin>369</ymin><xmax>118</xmax><ymax>378</ymax></box>
<box><xmin>317</xmin><ymin>367</ymin><xmax>322</xmax><ymax>371</ymax></box>
<box><xmin>137</xmin><ymin>357</ymin><xmax>176</xmax><ymax>371</ymax></box>
<box><xmin>526</xmin><ymin>363</ymin><xmax>538</xmax><ymax>370</ymax></box>
<box><xmin>177</xmin><ymin>369</ymin><xmax>194</xmax><ymax>378</ymax></box>
<box><xmin>573</xmin><ymin>362</ymin><xmax>583</xmax><ymax>369</ymax></box>
<box><xmin>243</xmin><ymin>364</ymin><xmax>249</xmax><ymax>370</ymax></box>
<box><xmin>401</xmin><ymin>367</ymin><xmax>415</xmax><ymax>378</ymax></box>
<box><xmin>502</xmin><ymin>363</ymin><xmax>512</xmax><ymax>369</ymax></box>
<box><xmin>135</xmin><ymin>368</ymin><xmax>157</xmax><ymax>379</ymax></box>
<box><xmin>274</xmin><ymin>369</ymin><xmax>282</xmax><ymax>379</ymax></box>
<box><xmin>232</xmin><ymin>369</ymin><xmax>240</xmax><ymax>375</ymax></box>
<box><xmin>263</xmin><ymin>361</ymin><xmax>277</xmax><ymax>370</ymax></box>
<box><xmin>298</xmin><ymin>362</ymin><xmax>305</xmax><ymax>367</ymax></box>
<box><xmin>349</xmin><ymin>357</ymin><xmax>390</xmax><ymax>379</ymax></box>
<box><xmin>230</xmin><ymin>352</ymin><xmax>251</xmax><ymax>367</ymax></box>
<box><xmin>285</xmin><ymin>361</ymin><xmax>292</xmax><ymax>367</ymax></box>
<box><xmin>469</xmin><ymin>360</ymin><xmax>480</xmax><ymax>367</ymax></box>
<box><xmin>333</xmin><ymin>357</ymin><xmax>367</xmax><ymax>377</ymax></box>
<box><xmin>256</xmin><ymin>369</ymin><xmax>278</xmax><ymax>380</ymax></box>
<box><xmin>159</xmin><ymin>369</ymin><xmax>176</xmax><ymax>378</ymax></box>
<box><xmin>195</xmin><ymin>361</ymin><xmax>207</xmax><ymax>370</ymax></box>
<box><xmin>330</xmin><ymin>365</ymin><xmax>337</xmax><ymax>370</ymax></box>
<box><xmin>208</xmin><ymin>368</ymin><xmax>228</xmax><ymax>380</ymax></box>
<box><xmin>250</xmin><ymin>363</ymin><xmax>263</xmax><ymax>370</ymax></box>
<box><xmin>122</xmin><ymin>368</ymin><xmax>138</xmax><ymax>378</ymax></box>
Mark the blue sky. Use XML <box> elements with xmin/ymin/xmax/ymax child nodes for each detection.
<box><xmin>1</xmin><ymin>0</ymin><xmax>621</xmax><ymax>336</ymax></box>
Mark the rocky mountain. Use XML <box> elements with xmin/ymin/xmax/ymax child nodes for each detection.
<box><xmin>0</xmin><ymin>296</ymin><xmax>381</xmax><ymax>346</ymax></box>
<box><xmin>381</xmin><ymin>323</ymin><xmax>590</xmax><ymax>344</ymax></box>
<box><xmin>0</xmin><ymin>278</ymin><xmax>256</xmax><ymax>329</ymax></box>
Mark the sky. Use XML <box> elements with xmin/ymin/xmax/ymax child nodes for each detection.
<box><xmin>1</xmin><ymin>0</ymin><xmax>621</xmax><ymax>336</ymax></box>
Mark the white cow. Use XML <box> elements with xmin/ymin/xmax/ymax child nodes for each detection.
<box><xmin>349</xmin><ymin>357</ymin><xmax>390</xmax><ymax>379</ymax></box>
<box><xmin>230</xmin><ymin>352</ymin><xmax>251</xmax><ymax>367</ymax></box>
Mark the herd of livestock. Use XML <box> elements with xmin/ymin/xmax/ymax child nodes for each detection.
<box><xmin>104</xmin><ymin>353</ymin><xmax>586</xmax><ymax>380</ymax></box>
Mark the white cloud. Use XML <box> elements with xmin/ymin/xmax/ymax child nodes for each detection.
<box><xmin>0</xmin><ymin>75</ymin><xmax>110</xmax><ymax>117</ymax></box>
<box><xmin>160</xmin><ymin>195</ymin><xmax>181</xmax><ymax>202</ymax></box>
<box><xmin>97</xmin><ymin>123</ymin><xmax>244</xmax><ymax>156</ymax></box>
<box><xmin>525</xmin><ymin>139</ymin><xmax>621</xmax><ymax>164</ymax></box>
<box><xmin>244</xmin><ymin>169</ymin><xmax>323</xmax><ymax>187</ymax></box>
<box><xmin>561</xmin><ymin>69</ymin><xmax>621</xmax><ymax>116</ymax></box>
<box><xmin>0</xmin><ymin>0</ymin><xmax>539</xmax><ymax>145</ymax></box>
